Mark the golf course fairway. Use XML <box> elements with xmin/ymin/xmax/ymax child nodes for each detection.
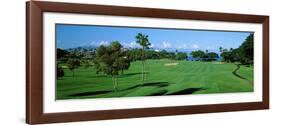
<box><xmin>56</xmin><ymin>59</ymin><xmax>253</xmax><ymax>100</ymax></box>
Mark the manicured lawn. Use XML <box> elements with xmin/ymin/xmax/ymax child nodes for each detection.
<box><xmin>56</xmin><ymin>59</ymin><xmax>253</xmax><ymax>100</ymax></box>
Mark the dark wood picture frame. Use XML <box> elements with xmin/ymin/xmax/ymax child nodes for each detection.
<box><xmin>26</xmin><ymin>1</ymin><xmax>269</xmax><ymax>124</ymax></box>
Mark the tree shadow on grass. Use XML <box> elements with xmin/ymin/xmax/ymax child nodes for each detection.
<box><xmin>74</xmin><ymin>75</ymin><xmax>108</xmax><ymax>78</ymax></box>
<box><xmin>69</xmin><ymin>90</ymin><xmax>112</xmax><ymax>97</ymax></box>
<box><xmin>122</xmin><ymin>82</ymin><xmax>169</xmax><ymax>91</ymax></box>
<box><xmin>68</xmin><ymin>82</ymin><xmax>169</xmax><ymax>97</ymax></box>
<box><xmin>232</xmin><ymin>64</ymin><xmax>252</xmax><ymax>84</ymax></box>
<box><xmin>147</xmin><ymin>87</ymin><xmax>205</xmax><ymax>96</ymax></box>
<box><xmin>148</xmin><ymin>90</ymin><xmax>168</xmax><ymax>96</ymax></box>
<box><xmin>167</xmin><ymin>88</ymin><xmax>206</xmax><ymax>95</ymax></box>
<box><xmin>67</xmin><ymin>72</ymin><xmax>148</xmax><ymax>79</ymax></box>
<box><xmin>118</xmin><ymin>72</ymin><xmax>149</xmax><ymax>78</ymax></box>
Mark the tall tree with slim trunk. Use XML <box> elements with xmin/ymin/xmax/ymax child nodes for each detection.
<box><xmin>219</xmin><ymin>46</ymin><xmax>223</xmax><ymax>53</ymax></box>
<box><xmin>67</xmin><ymin>58</ymin><xmax>80</xmax><ymax>78</ymax></box>
<box><xmin>67</xmin><ymin>51</ymin><xmax>81</xmax><ymax>78</ymax></box>
<box><xmin>94</xmin><ymin>41</ymin><xmax>130</xmax><ymax>91</ymax></box>
<box><xmin>135</xmin><ymin>33</ymin><xmax>151</xmax><ymax>81</ymax></box>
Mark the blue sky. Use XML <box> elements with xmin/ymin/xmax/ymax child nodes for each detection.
<box><xmin>56</xmin><ymin>24</ymin><xmax>251</xmax><ymax>52</ymax></box>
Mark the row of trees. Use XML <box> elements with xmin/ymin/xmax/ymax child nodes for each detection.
<box><xmin>125</xmin><ymin>49</ymin><xmax>187</xmax><ymax>61</ymax></box>
<box><xmin>189</xmin><ymin>34</ymin><xmax>253</xmax><ymax>65</ymax></box>
<box><xmin>190</xmin><ymin>50</ymin><xmax>219</xmax><ymax>61</ymax></box>
<box><xmin>220</xmin><ymin>34</ymin><xmax>253</xmax><ymax>65</ymax></box>
<box><xmin>57</xmin><ymin>48</ymin><xmax>81</xmax><ymax>78</ymax></box>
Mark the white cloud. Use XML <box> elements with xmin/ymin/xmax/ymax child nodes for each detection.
<box><xmin>120</xmin><ymin>42</ymin><xmax>127</xmax><ymax>47</ymax></box>
<box><xmin>190</xmin><ymin>44</ymin><xmax>199</xmax><ymax>49</ymax></box>
<box><xmin>120</xmin><ymin>41</ymin><xmax>141</xmax><ymax>48</ymax></box>
<box><xmin>176</xmin><ymin>44</ymin><xmax>189</xmax><ymax>49</ymax></box>
<box><xmin>90</xmin><ymin>41</ymin><xmax>96</xmax><ymax>46</ymax></box>
<box><xmin>162</xmin><ymin>41</ymin><xmax>172</xmax><ymax>49</ymax></box>
<box><xmin>89</xmin><ymin>41</ymin><xmax>110</xmax><ymax>46</ymax></box>
<box><xmin>150</xmin><ymin>43</ymin><xmax>155</xmax><ymax>48</ymax></box>
<box><xmin>129</xmin><ymin>41</ymin><xmax>140</xmax><ymax>48</ymax></box>
<box><xmin>182</xmin><ymin>44</ymin><xmax>188</xmax><ymax>48</ymax></box>
<box><xmin>206</xmin><ymin>46</ymin><xmax>215</xmax><ymax>51</ymax></box>
<box><xmin>99</xmin><ymin>41</ymin><xmax>109</xmax><ymax>46</ymax></box>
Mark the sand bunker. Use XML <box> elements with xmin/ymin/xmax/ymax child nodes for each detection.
<box><xmin>213</xmin><ymin>62</ymin><xmax>224</xmax><ymax>64</ymax></box>
<box><xmin>164</xmin><ymin>63</ymin><xmax>179</xmax><ymax>66</ymax></box>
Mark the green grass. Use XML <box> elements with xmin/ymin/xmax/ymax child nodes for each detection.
<box><xmin>57</xmin><ymin>59</ymin><xmax>253</xmax><ymax>100</ymax></box>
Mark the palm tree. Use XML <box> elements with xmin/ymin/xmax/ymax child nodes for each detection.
<box><xmin>219</xmin><ymin>46</ymin><xmax>223</xmax><ymax>52</ymax></box>
<box><xmin>136</xmin><ymin>33</ymin><xmax>151</xmax><ymax>81</ymax></box>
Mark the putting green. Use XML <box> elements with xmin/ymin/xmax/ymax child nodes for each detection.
<box><xmin>56</xmin><ymin>59</ymin><xmax>253</xmax><ymax>100</ymax></box>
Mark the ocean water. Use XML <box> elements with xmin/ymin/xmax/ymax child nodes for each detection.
<box><xmin>187</xmin><ymin>56</ymin><xmax>222</xmax><ymax>61</ymax></box>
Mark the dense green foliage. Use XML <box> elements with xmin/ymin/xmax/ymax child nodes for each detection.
<box><xmin>239</xmin><ymin>34</ymin><xmax>254</xmax><ymax>65</ymax></box>
<box><xmin>221</xmin><ymin>34</ymin><xmax>254</xmax><ymax>65</ymax></box>
<box><xmin>191</xmin><ymin>50</ymin><xmax>205</xmax><ymax>58</ymax></box>
<box><xmin>93</xmin><ymin>41</ymin><xmax>131</xmax><ymax>91</ymax></box>
<box><xmin>67</xmin><ymin>58</ymin><xmax>80</xmax><ymax>77</ymax></box>
<box><xmin>56</xmin><ymin>65</ymin><xmax>64</xmax><ymax>78</ymax></box>
<box><xmin>191</xmin><ymin>50</ymin><xmax>219</xmax><ymax>61</ymax></box>
<box><xmin>176</xmin><ymin>52</ymin><xmax>188</xmax><ymax>60</ymax></box>
<box><xmin>57</xmin><ymin>48</ymin><xmax>69</xmax><ymax>60</ymax></box>
<box><xmin>124</xmin><ymin>49</ymin><xmax>187</xmax><ymax>61</ymax></box>
<box><xmin>203</xmin><ymin>52</ymin><xmax>219</xmax><ymax>61</ymax></box>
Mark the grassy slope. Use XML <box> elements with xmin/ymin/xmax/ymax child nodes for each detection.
<box><xmin>57</xmin><ymin>59</ymin><xmax>253</xmax><ymax>100</ymax></box>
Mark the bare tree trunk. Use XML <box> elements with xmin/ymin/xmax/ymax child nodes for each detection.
<box><xmin>112</xmin><ymin>76</ymin><xmax>116</xmax><ymax>92</ymax></box>
<box><xmin>144</xmin><ymin>60</ymin><xmax>146</xmax><ymax>80</ymax></box>
<box><xmin>72</xmin><ymin>69</ymin><xmax>74</xmax><ymax>78</ymax></box>
<box><xmin>142</xmin><ymin>46</ymin><xmax>144</xmax><ymax>81</ymax></box>
<box><xmin>142</xmin><ymin>60</ymin><xmax>144</xmax><ymax>81</ymax></box>
<box><xmin>115</xmin><ymin>77</ymin><xmax>118</xmax><ymax>91</ymax></box>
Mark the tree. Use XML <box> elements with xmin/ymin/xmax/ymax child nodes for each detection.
<box><xmin>204</xmin><ymin>52</ymin><xmax>219</xmax><ymax>61</ymax></box>
<box><xmin>136</xmin><ymin>33</ymin><xmax>151</xmax><ymax>81</ymax></box>
<box><xmin>93</xmin><ymin>45</ymin><xmax>107</xmax><ymax>74</ymax></box>
<box><xmin>229</xmin><ymin>48</ymin><xmax>240</xmax><ymax>62</ymax></box>
<box><xmin>219</xmin><ymin>46</ymin><xmax>223</xmax><ymax>53</ymax></box>
<box><xmin>57</xmin><ymin>48</ymin><xmax>69</xmax><ymax>60</ymax></box>
<box><xmin>191</xmin><ymin>50</ymin><xmax>205</xmax><ymax>60</ymax></box>
<box><xmin>221</xmin><ymin>51</ymin><xmax>231</xmax><ymax>62</ymax></box>
<box><xmin>57</xmin><ymin>64</ymin><xmax>64</xmax><ymax>79</ymax></box>
<box><xmin>221</xmin><ymin>49</ymin><xmax>239</xmax><ymax>63</ymax></box>
<box><xmin>118</xmin><ymin>54</ymin><xmax>131</xmax><ymax>74</ymax></box>
<box><xmin>57</xmin><ymin>48</ymin><xmax>69</xmax><ymax>63</ymax></box>
<box><xmin>176</xmin><ymin>52</ymin><xmax>188</xmax><ymax>60</ymax></box>
<box><xmin>238</xmin><ymin>34</ymin><xmax>253</xmax><ymax>65</ymax></box>
<box><xmin>94</xmin><ymin>41</ymin><xmax>130</xmax><ymax>91</ymax></box>
<box><xmin>222</xmin><ymin>48</ymin><xmax>228</xmax><ymax>52</ymax></box>
<box><xmin>220</xmin><ymin>34</ymin><xmax>253</xmax><ymax>65</ymax></box>
<box><xmin>67</xmin><ymin>58</ymin><xmax>80</xmax><ymax>77</ymax></box>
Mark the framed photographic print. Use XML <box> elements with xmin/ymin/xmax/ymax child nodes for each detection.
<box><xmin>26</xmin><ymin>1</ymin><xmax>269</xmax><ymax>124</ymax></box>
